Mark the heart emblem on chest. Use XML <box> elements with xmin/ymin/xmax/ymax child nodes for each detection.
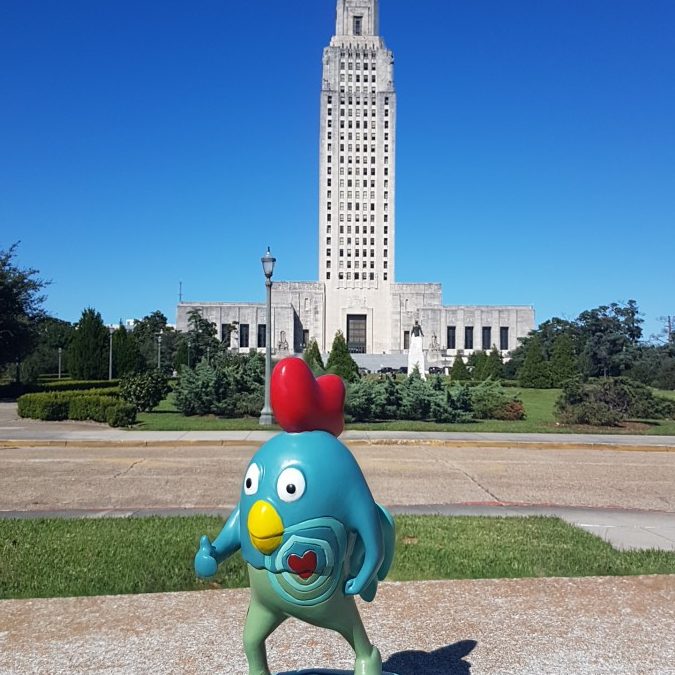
<box><xmin>287</xmin><ymin>551</ymin><xmax>318</xmax><ymax>580</ymax></box>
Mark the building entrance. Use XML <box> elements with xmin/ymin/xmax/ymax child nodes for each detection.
<box><xmin>347</xmin><ymin>314</ymin><xmax>367</xmax><ymax>353</ymax></box>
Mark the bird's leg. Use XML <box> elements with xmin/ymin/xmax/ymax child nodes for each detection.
<box><xmin>326</xmin><ymin>597</ymin><xmax>382</xmax><ymax>675</ymax></box>
<box><xmin>242</xmin><ymin>598</ymin><xmax>286</xmax><ymax>675</ymax></box>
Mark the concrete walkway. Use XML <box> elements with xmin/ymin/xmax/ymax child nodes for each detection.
<box><xmin>1</xmin><ymin>576</ymin><xmax>673</xmax><ymax>674</ymax></box>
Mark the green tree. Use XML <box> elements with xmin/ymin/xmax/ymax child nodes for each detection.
<box><xmin>20</xmin><ymin>317</ymin><xmax>75</xmax><ymax>382</ymax></box>
<box><xmin>519</xmin><ymin>335</ymin><xmax>553</xmax><ymax>388</ymax></box>
<box><xmin>549</xmin><ymin>333</ymin><xmax>579</xmax><ymax>386</ymax></box>
<box><xmin>303</xmin><ymin>338</ymin><xmax>325</xmax><ymax>373</ymax></box>
<box><xmin>468</xmin><ymin>350</ymin><xmax>489</xmax><ymax>380</ymax></box>
<box><xmin>326</xmin><ymin>331</ymin><xmax>360</xmax><ymax>382</ymax></box>
<box><xmin>0</xmin><ymin>243</ymin><xmax>48</xmax><ymax>375</ymax></box>
<box><xmin>450</xmin><ymin>355</ymin><xmax>470</xmax><ymax>381</ymax></box>
<box><xmin>112</xmin><ymin>325</ymin><xmax>144</xmax><ymax>377</ymax></box>
<box><xmin>68</xmin><ymin>308</ymin><xmax>109</xmax><ymax>379</ymax></box>
<box><xmin>482</xmin><ymin>347</ymin><xmax>504</xmax><ymax>380</ymax></box>
<box><xmin>132</xmin><ymin>310</ymin><xmax>179</xmax><ymax>374</ymax></box>
<box><xmin>183</xmin><ymin>309</ymin><xmax>219</xmax><ymax>366</ymax></box>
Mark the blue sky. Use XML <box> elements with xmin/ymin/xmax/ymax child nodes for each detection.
<box><xmin>2</xmin><ymin>0</ymin><xmax>674</xmax><ymax>339</ymax></box>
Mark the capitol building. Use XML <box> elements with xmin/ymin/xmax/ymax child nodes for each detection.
<box><xmin>177</xmin><ymin>0</ymin><xmax>535</xmax><ymax>366</ymax></box>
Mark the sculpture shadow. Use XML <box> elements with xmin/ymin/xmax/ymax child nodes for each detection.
<box><xmin>276</xmin><ymin>640</ymin><xmax>477</xmax><ymax>675</ymax></box>
<box><xmin>383</xmin><ymin>640</ymin><xmax>477</xmax><ymax>675</ymax></box>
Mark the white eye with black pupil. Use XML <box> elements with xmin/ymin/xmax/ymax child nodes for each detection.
<box><xmin>277</xmin><ymin>468</ymin><xmax>306</xmax><ymax>503</ymax></box>
<box><xmin>244</xmin><ymin>464</ymin><xmax>260</xmax><ymax>496</ymax></box>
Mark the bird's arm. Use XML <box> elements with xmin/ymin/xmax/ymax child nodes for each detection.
<box><xmin>344</xmin><ymin>503</ymin><xmax>384</xmax><ymax>597</ymax></box>
<box><xmin>194</xmin><ymin>504</ymin><xmax>241</xmax><ymax>578</ymax></box>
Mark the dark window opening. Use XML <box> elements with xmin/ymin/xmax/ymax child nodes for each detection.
<box><xmin>482</xmin><ymin>327</ymin><xmax>492</xmax><ymax>350</ymax></box>
<box><xmin>500</xmin><ymin>327</ymin><xmax>509</xmax><ymax>351</ymax></box>
<box><xmin>257</xmin><ymin>324</ymin><xmax>266</xmax><ymax>349</ymax></box>
<box><xmin>464</xmin><ymin>327</ymin><xmax>474</xmax><ymax>350</ymax></box>
<box><xmin>403</xmin><ymin>330</ymin><xmax>410</xmax><ymax>350</ymax></box>
<box><xmin>447</xmin><ymin>326</ymin><xmax>456</xmax><ymax>350</ymax></box>
<box><xmin>347</xmin><ymin>314</ymin><xmax>367</xmax><ymax>353</ymax></box>
<box><xmin>353</xmin><ymin>16</ymin><xmax>363</xmax><ymax>36</ymax></box>
<box><xmin>240</xmin><ymin>324</ymin><xmax>250</xmax><ymax>349</ymax></box>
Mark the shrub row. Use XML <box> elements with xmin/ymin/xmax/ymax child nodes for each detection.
<box><xmin>17</xmin><ymin>392</ymin><xmax>136</xmax><ymax>427</ymax></box>
<box><xmin>0</xmin><ymin>380</ymin><xmax>120</xmax><ymax>399</ymax></box>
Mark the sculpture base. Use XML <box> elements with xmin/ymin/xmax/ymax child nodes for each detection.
<box><xmin>277</xmin><ymin>671</ymin><xmax>398</xmax><ymax>675</ymax></box>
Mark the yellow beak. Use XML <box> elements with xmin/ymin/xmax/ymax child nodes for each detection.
<box><xmin>248</xmin><ymin>500</ymin><xmax>284</xmax><ymax>554</ymax></box>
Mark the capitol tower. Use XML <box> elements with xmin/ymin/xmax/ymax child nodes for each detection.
<box><xmin>177</xmin><ymin>0</ymin><xmax>535</xmax><ymax>363</ymax></box>
<box><xmin>319</xmin><ymin>0</ymin><xmax>397</xmax><ymax>354</ymax></box>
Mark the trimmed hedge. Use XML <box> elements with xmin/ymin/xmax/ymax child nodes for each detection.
<box><xmin>0</xmin><ymin>380</ymin><xmax>120</xmax><ymax>399</ymax></box>
<box><xmin>17</xmin><ymin>392</ymin><xmax>136</xmax><ymax>427</ymax></box>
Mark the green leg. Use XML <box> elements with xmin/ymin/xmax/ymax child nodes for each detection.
<box><xmin>326</xmin><ymin>597</ymin><xmax>382</xmax><ymax>675</ymax></box>
<box><xmin>243</xmin><ymin>597</ymin><xmax>286</xmax><ymax>675</ymax></box>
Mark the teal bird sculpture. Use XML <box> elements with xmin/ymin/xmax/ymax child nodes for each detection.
<box><xmin>195</xmin><ymin>357</ymin><xmax>396</xmax><ymax>675</ymax></box>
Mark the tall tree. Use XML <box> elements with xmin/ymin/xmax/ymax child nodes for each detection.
<box><xmin>326</xmin><ymin>331</ymin><xmax>360</xmax><ymax>382</ymax></box>
<box><xmin>450</xmin><ymin>355</ymin><xmax>470</xmax><ymax>381</ymax></box>
<box><xmin>549</xmin><ymin>333</ymin><xmax>579</xmax><ymax>386</ymax></box>
<box><xmin>112</xmin><ymin>324</ymin><xmax>144</xmax><ymax>377</ymax></box>
<box><xmin>20</xmin><ymin>317</ymin><xmax>75</xmax><ymax>382</ymax></box>
<box><xmin>482</xmin><ymin>347</ymin><xmax>504</xmax><ymax>380</ymax></box>
<box><xmin>0</xmin><ymin>243</ymin><xmax>48</xmax><ymax>372</ymax></box>
<box><xmin>183</xmin><ymin>308</ymin><xmax>219</xmax><ymax>365</ymax></box>
<box><xmin>303</xmin><ymin>338</ymin><xmax>325</xmax><ymax>373</ymax></box>
<box><xmin>467</xmin><ymin>350</ymin><xmax>488</xmax><ymax>380</ymax></box>
<box><xmin>68</xmin><ymin>308</ymin><xmax>109</xmax><ymax>379</ymax></box>
<box><xmin>519</xmin><ymin>335</ymin><xmax>553</xmax><ymax>388</ymax></box>
<box><xmin>132</xmin><ymin>310</ymin><xmax>179</xmax><ymax>373</ymax></box>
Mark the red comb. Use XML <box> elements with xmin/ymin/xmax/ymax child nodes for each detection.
<box><xmin>271</xmin><ymin>358</ymin><xmax>345</xmax><ymax>437</ymax></box>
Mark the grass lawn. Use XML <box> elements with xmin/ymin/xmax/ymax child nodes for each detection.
<box><xmin>1</xmin><ymin>515</ymin><xmax>674</xmax><ymax>600</ymax></box>
<box><xmin>136</xmin><ymin>389</ymin><xmax>675</xmax><ymax>435</ymax></box>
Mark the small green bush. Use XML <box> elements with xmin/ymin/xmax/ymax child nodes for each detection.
<box><xmin>470</xmin><ymin>379</ymin><xmax>525</xmax><ymax>420</ymax></box>
<box><xmin>42</xmin><ymin>380</ymin><xmax>120</xmax><ymax>392</ymax></box>
<box><xmin>120</xmin><ymin>371</ymin><xmax>170</xmax><ymax>412</ymax></box>
<box><xmin>69</xmin><ymin>395</ymin><xmax>119</xmax><ymax>423</ymax></box>
<box><xmin>555</xmin><ymin>377</ymin><xmax>674</xmax><ymax>427</ymax></box>
<box><xmin>106</xmin><ymin>402</ymin><xmax>137</xmax><ymax>427</ymax></box>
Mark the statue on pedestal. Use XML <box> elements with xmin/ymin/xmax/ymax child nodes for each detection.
<box><xmin>428</xmin><ymin>333</ymin><xmax>441</xmax><ymax>363</ymax></box>
<box><xmin>277</xmin><ymin>330</ymin><xmax>290</xmax><ymax>354</ymax></box>
<box><xmin>229</xmin><ymin>323</ymin><xmax>239</xmax><ymax>351</ymax></box>
<box><xmin>407</xmin><ymin>320</ymin><xmax>426</xmax><ymax>379</ymax></box>
<box><xmin>194</xmin><ymin>358</ymin><xmax>397</xmax><ymax>675</ymax></box>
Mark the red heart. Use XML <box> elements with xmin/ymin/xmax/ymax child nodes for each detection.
<box><xmin>271</xmin><ymin>358</ymin><xmax>345</xmax><ymax>437</ymax></box>
<box><xmin>288</xmin><ymin>551</ymin><xmax>318</xmax><ymax>580</ymax></box>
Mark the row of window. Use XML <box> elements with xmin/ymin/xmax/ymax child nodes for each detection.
<box><xmin>332</xmin><ymin>271</ymin><xmax>387</xmax><ymax>282</ymax></box>
<box><xmin>326</xmin><ymin>132</ymin><xmax>390</xmax><ymax>142</ymax></box>
<box><xmin>339</xmin><ymin>60</ymin><xmax>376</xmax><ymax>71</ymax></box>
<box><xmin>326</xmin><ymin>166</ymin><xmax>390</xmax><ymax>178</ymax></box>
<box><xmin>446</xmin><ymin>326</ymin><xmax>510</xmax><ymax>351</ymax></box>
<box><xmin>326</xmin><ymin>248</ymin><xmax>388</xmax><ymax>258</ymax></box>
<box><xmin>327</xmin><ymin>119</ymin><xmax>390</xmax><ymax>130</ymax></box>
<box><xmin>327</xmin><ymin>178</ymin><xmax>389</xmax><ymax>189</ymax></box>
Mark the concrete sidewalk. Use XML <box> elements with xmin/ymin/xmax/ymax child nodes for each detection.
<box><xmin>1</xmin><ymin>576</ymin><xmax>673</xmax><ymax>674</ymax></box>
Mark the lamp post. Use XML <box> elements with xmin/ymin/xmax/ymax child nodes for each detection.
<box><xmin>259</xmin><ymin>247</ymin><xmax>276</xmax><ymax>426</ymax></box>
<box><xmin>108</xmin><ymin>326</ymin><xmax>115</xmax><ymax>381</ymax></box>
<box><xmin>187</xmin><ymin>340</ymin><xmax>191</xmax><ymax>368</ymax></box>
<box><xmin>58</xmin><ymin>347</ymin><xmax>63</xmax><ymax>380</ymax></box>
<box><xmin>157</xmin><ymin>331</ymin><xmax>163</xmax><ymax>371</ymax></box>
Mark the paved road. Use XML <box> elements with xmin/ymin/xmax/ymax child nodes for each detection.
<box><xmin>1</xmin><ymin>443</ymin><xmax>674</xmax><ymax>550</ymax></box>
<box><xmin>1</xmin><ymin>576</ymin><xmax>673</xmax><ymax>674</ymax></box>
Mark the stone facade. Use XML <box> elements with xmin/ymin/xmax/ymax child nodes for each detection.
<box><xmin>177</xmin><ymin>0</ymin><xmax>535</xmax><ymax>362</ymax></box>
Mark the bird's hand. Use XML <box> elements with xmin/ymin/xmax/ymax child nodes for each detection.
<box><xmin>194</xmin><ymin>535</ymin><xmax>218</xmax><ymax>578</ymax></box>
<box><xmin>344</xmin><ymin>575</ymin><xmax>368</xmax><ymax>597</ymax></box>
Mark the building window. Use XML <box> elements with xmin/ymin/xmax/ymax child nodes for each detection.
<box><xmin>482</xmin><ymin>327</ymin><xmax>492</xmax><ymax>350</ymax></box>
<box><xmin>240</xmin><ymin>324</ymin><xmax>250</xmax><ymax>349</ymax></box>
<box><xmin>257</xmin><ymin>324</ymin><xmax>266</xmax><ymax>349</ymax></box>
<box><xmin>500</xmin><ymin>327</ymin><xmax>509</xmax><ymax>351</ymax></box>
<box><xmin>403</xmin><ymin>331</ymin><xmax>410</xmax><ymax>350</ymax></box>
<box><xmin>347</xmin><ymin>314</ymin><xmax>367</xmax><ymax>353</ymax></box>
<box><xmin>447</xmin><ymin>326</ymin><xmax>456</xmax><ymax>350</ymax></box>
<box><xmin>464</xmin><ymin>327</ymin><xmax>474</xmax><ymax>350</ymax></box>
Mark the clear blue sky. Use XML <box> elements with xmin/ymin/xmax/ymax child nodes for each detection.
<box><xmin>2</xmin><ymin>0</ymin><xmax>673</xmax><ymax>339</ymax></box>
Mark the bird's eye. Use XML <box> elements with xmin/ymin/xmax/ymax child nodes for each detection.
<box><xmin>243</xmin><ymin>463</ymin><xmax>260</xmax><ymax>496</ymax></box>
<box><xmin>277</xmin><ymin>468</ymin><xmax>306</xmax><ymax>503</ymax></box>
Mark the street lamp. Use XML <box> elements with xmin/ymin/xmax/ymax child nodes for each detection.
<box><xmin>108</xmin><ymin>326</ymin><xmax>115</xmax><ymax>381</ymax></box>
<box><xmin>157</xmin><ymin>331</ymin><xmax>163</xmax><ymax>371</ymax></box>
<box><xmin>187</xmin><ymin>340</ymin><xmax>191</xmax><ymax>368</ymax></box>
<box><xmin>259</xmin><ymin>247</ymin><xmax>276</xmax><ymax>426</ymax></box>
<box><xmin>58</xmin><ymin>347</ymin><xmax>63</xmax><ymax>380</ymax></box>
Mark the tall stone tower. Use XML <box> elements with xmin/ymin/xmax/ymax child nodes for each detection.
<box><xmin>318</xmin><ymin>0</ymin><xmax>396</xmax><ymax>354</ymax></box>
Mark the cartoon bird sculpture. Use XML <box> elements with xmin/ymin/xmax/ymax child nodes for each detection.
<box><xmin>195</xmin><ymin>357</ymin><xmax>396</xmax><ymax>675</ymax></box>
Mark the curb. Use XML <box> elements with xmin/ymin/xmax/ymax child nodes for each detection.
<box><xmin>0</xmin><ymin>438</ymin><xmax>673</xmax><ymax>452</ymax></box>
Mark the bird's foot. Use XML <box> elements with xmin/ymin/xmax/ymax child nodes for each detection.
<box><xmin>354</xmin><ymin>645</ymin><xmax>382</xmax><ymax>675</ymax></box>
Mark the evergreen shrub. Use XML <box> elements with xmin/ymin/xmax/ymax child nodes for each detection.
<box><xmin>120</xmin><ymin>371</ymin><xmax>170</xmax><ymax>412</ymax></box>
<box><xmin>17</xmin><ymin>391</ymin><xmax>135</xmax><ymax>426</ymax></box>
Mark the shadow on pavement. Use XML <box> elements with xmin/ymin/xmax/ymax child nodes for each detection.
<box><xmin>383</xmin><ymin>640</ymin><xmax>477</xmax><ymax>674</ymax></box>
<box><xmin>276</xmin><ymin>640</ymin><xmax>477</xmax><ymax>675</ymax></box>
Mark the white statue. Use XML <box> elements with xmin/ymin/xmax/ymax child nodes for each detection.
<box><xmin>407</xmin><ymin>320</ymin><xmax>426</xmax><ymax>379</ymax></box>
<box><xmin>229</xmin><ymin>323</ymin><xmax>239</xmax><ymax>351</ymax></box>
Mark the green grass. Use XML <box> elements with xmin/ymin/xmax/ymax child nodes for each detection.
<box><xmin>1</xmin><ymin>515</ymin><xmax>674</xmax><ymax>600</ymax></box>
<box><xmin>136</xmin><ymin>388</ymin><xmax>675</xmax><ymax>434</ymax></box>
